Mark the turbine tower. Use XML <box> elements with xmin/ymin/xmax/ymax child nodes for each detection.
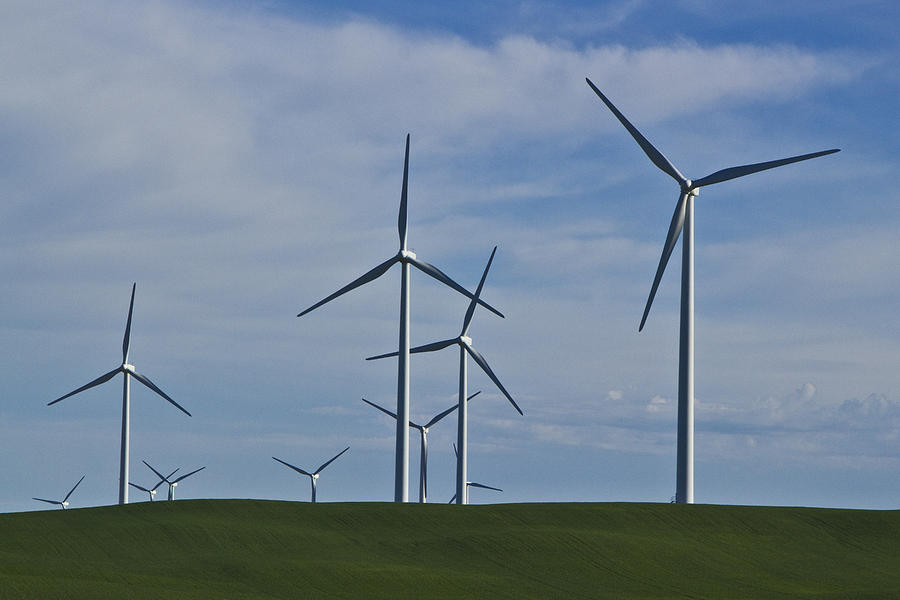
<box><xmin>32</xmin><ymin>475</ymin><xmax>85</xmax><ymax>510</ymax></box>
<box><xmin>48</xmin><ymin>283</ymin><xmax>191</xmax><ymax>505</ymax></box>
<box><xmin>272</xmin><ymin>447</ymin><xmax>350</xmax><ymax>503</ymax></box>
<box><xmin>362</xmin><ymin>391</ymin><xmax>480</xmax><ymax>503</ymax></box>
<box><xmin>129</xmin><ymin>467</ymin><xmax>179</xmax><ymax>501</ymax></box>
<box><xmin>368</xmin><ymin>246</ymin><xmax>522</xmax><ymax>505</ymax></box>
<box><xmin>142</xmin><ymin>461</ymin><xmax>205</xmax><ymax>500</ymax></box>
<box><xmin>448</xmin><ymin>444</ymin><xmax>502</xmax><ymax>504</ymax></box>
<box><xmin>586</xmin><ymin>77</ymin><xmax>839</xmax><ymax>504</ymax></box>
<box><xmin>296</xmin><ymin>135</ymin><xmax>501</xmax><ymax>502</ymax></box>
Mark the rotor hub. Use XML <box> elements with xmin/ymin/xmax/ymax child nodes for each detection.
<box><xmin>459</xmin><ymin>335</ymin><xmax>472</xmax><ymax>346</ymax></box>
<box><xmin>123</xmin><ymin>363</ymin><xmax>135</xmax><ymax>373</ymax></box>
<box><xmin>399</xmin><ymin>249</ymin><xmax>417</xmax><ymax>261</ymax></box>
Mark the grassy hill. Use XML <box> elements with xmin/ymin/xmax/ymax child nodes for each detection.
<box><xmin>1</xmin><ymin>500</ymin><xmax>898</xmax><ymax>599</ymax></box>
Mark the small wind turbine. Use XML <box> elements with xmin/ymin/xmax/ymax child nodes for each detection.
<box><xmin>272</xmin><ymin>447</ymin><xmax>350</xmax><ymax>503</ymax></box>
<box><xmin>142</xmin><ymin>461</ymin><xmax>205</xmax><ymax>501</ymax></box>
<box><xmin>48</xmin><ymin>283</ymin><xmax>191</xmax><ymax>505</ymax></box>
<box><xmin>129</xmin><ymin>467</ymin><xmax>179</xmax><ymax>502</ymax></box>
<box><xmin>362</xmin><ymin>390</ymin><xmax>480</xmax><ymax>503</ymax></box>
<box><xmin>296</xmin><ymin>135</ymin><xmax>501</xmax><ymax>503</ymax></box>
<box><xmin>448</xmin><ymin>444</ymin><xmax>502</xmax><ymax>504</ymax></box>
<box><xmin>367</xmin><ymin>246</ymin><xmax>522</xmax><ymax>505</ymax></box>
<box><xmin>586</xmin><ymin>77</ymin><xmax>840</xmax><ymax>504</ymax></box>
<box><xmin>33</xmin><ymin>475</ymin><xmax>85</xmax><ymax>510</ymax></box>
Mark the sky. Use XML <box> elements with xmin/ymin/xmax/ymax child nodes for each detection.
<box><xmin>1</xmin><ymin>0</ymin><xmax>898</xmax><ymax>512</ymax></box>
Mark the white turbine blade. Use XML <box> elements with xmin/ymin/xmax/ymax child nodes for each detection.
<box><xmin>315</xmin><ymin>446</ymin><xmax>350</xmax><ymax>475</ymax></box>
<box><xmin>639</xmin><ymin>191</ymin><xmax>687</xmax><ymax>332</ymax></box>
<box><xmin>464</xmin><ymin>344</ymin><xmax>524</xmax><ymax>416</ymax></box>
<box><xmin>691</xmin><ymin>148</ymin><xmax>840</xmax><ymax>188</ymax></box>
<box><xmin>448</xmin><ymin>494</ymin><xmax>456</xmax><ymax>504</ymax></box>
<box><xmin>62</xmin><ymin>475</ymin><xmax>85</xmax><ymax>502</ymax></box>
<box><xmin>461</xmin><ymin>246</ymin><xmax>497</xmax><ymax>337</ymax></box>
<box><xmin>48</xmin><ymin>367</ymin><xmax>121</xmax><ymax>406</ymax></box>
<box><xmin>33</xmin><ymin>497</ymin><xmax>60</xmax><ymax>505</ymax></box>
<box><xmin>153</xmin><ymin>469</ymin><xmax>178</xmax><ymax>491</ymax></box>
<box><xmin>128</xmin><ymin>482</ymin><xmax>151</xmax><ymax>493</ymax></box>
<box><xmin>468</xmin><ymin>482</ymin><xmax>502</xmax><ymax>492</ymax></box>
<box><xmin>129</xmin><ymin>370</ymin><xmax>192</xmax><ymax>417</ymax></box>
<box><xmin>467</xmin><ymin>390</ymin><xmax>482</xmax><ymax>401</ymax></box>
<box><xmin>453</xmin><ymin>442</ymin><xmax>458</xmax><ymax>458</ymax></box>
<box><xmin>122</xmin><ymin>282</ymin><xmax>136</xmax><ymax>363</ymax></box>
<box><xmin>362</xmin><ymin>397</ymin><xmax>398</xmax><ymax>420</ymax></box>
<box><xmin>408</xmin><ymin>256</ymin><xmax>504</xmax><ymax>319</ymax></box>
<box><xmin>272</xmin><ymin>456</ymin><xmax>312</xmax><ymax>477</ymax></box>
<box><xmin>171</xmin><ymin>466</ymin><xmax>205</xmax><ymax>484</ymax></box>
<box><xmin>585</xmin><ymin>78</ymin><xmax>686</xmax><ymax>185</ymax></box>
<box><xmin>366</xmin><ymin>337</ymin><xmax>458</xmax><ymax>361</ymax></box>
<box><xmin>424</xmin><ymin>403</ymin><xmax>459</xmax><ymax>429</ymax></box>
<box><xmin>142</xmin><ymin>460</ymin><xmax>170</xmax><ymax>482</ymax></box>
<box><xmin>399</xmin><ymin>134</ymin><xmax>410</xmax><ymax>250</ymax></box>
<box><xmin>297</xmin><ymin>255</ymin><xmax>399</xmax><ymax>318</ymax></box>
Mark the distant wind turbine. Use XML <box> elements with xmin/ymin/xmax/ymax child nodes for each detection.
<box><xmin>367</xmin><ymin>246</ymin><xmax>522</xmax><ymax>505</ymax></box>
<box><xmin>448</xmin><ymin>444</ymin><xmax>502</xmax><ymax>504</ymax></box>
<box><xmin>296</xmin><ymin>134</ymin><xmax>501</xmax><ymax>503</ymax></box>
<box><xmin>362</xmin><ymin>391</ymin><xmax>480</xmax><ymax>503</ymax></box>
<box><xmin>47</xmin><ymin>283</ymin><xmax>191</xmax><ymax>505</ymax></box>
<box><xmin>586</xmin><ymin>77</ymin><xmax>840</xmax><ymax>504</ymax></box>
<box><xmin>272</xmin><ymin>447</ymin><xmax>350</xmax><ymax>503</ymax></box>
<box><xmin>129</xmin><ymin>467</ymin><xmax>179</xmax><ymax>502</ymax></box>
<box><xmin>33</xmin><ymin>475</ymin><xmax>85</xmax><ymax>510</ymax></box>
<box><xmin>143</xmin><ymin>461</ymin><xmax>205</xmax><ymax>501</ymax></box>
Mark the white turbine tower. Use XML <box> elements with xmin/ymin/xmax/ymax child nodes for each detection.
<box><xmin>272</xmin><ymin>447</ymin><xmax>350</xmax><ymax>503</ymax></box>
<box><xmin>586</xmin><ymin>77</ymin><xmax>840</xmax><ymax>504</ymax></box>
<box><xmin>48</xmin><ymin>283</ymin><xmax>191</xmax><ymax>505</ymax></box>
<box><xmin>143</xmin><ymin>461</ymin><xmax>205</xmax><ymax>501</ymax></box>
<box><xmin>33</xmin><ymin>475</ymin><xmax>85</xmax><ymax>510</ymax></box>
<box><xmin>448</xmin><ymin>444</ymin><xmax>502</xmax><ymax>504</ymax></box>
<box><xmin>362</xmin><ymin>391</ymin><xmax>480</xmax><ymax>503</ymax></box>
<box><xmin>296</xmin><ymin>134</ymin><xmax>501</xmax><ymax>503</ymax></box>
<box><xmin>368</xmin><ymin>246</ymin><xmax>522</xmax><ymax>505</ymax></box>
<box><xmin>129</xmin><ymin>467</ymin><xmax>178</xmax><ymax>502</ymax></box>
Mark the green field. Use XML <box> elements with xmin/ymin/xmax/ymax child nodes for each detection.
<box><xmin>1</xmin><ymin>500</ymin><xmax>898</xmax><ymax>599</ymax></box>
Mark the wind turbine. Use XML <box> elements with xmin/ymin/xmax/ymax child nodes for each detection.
<box><xmin>272</xmin><ymin>447</ymin><xmax>350</xmax><ymax>503</ymax></box>
<box><xmin>448</xmin><ymin>444</ymin><xmax>502</xmax><ymax>504</ymax></box>
<box><xmin>367</xmin><ymin>246</ymin><xmax>522</xmax><ymax>505</ymax></box>
<box><xmin>586</xmin><ymin>77</ymin><xmax>840</xmax><ymax>504</ymax></box>
<box><xmin>362</xmin><ymin>390</ymin><xmax>481</xmax><ymax>503</ymax></box>
<box><xmin>129</xmin><ymin>467</ymin><xmax>178</xmax><ymax>502</ymax></box>
<box><xmin>296</xmin><ymin>134</ymin><xmax>501</xmax><ymax>503</ymax></box>
<box><xmin>142</xmin><ymin>461</ymin><xmax>205</xmax><ymax>501</ymax></box>
<box><xmin>48</xmin><ymin>283</ymin><xmax>191</xmax><ymax>505</ymax></box>
<box><xmin>33</xmin><ymin>475</ymin><xmax>85</xmax><ymax>510</ymax></box>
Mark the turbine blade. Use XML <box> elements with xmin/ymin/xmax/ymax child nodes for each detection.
<box><xmin>424</xmin><ymin>403</ymin><xmax>460</xmax><ymax>429</ymax></box>
<box><xmin>315</xmin><ymin>446</ymin><xmax>350</xmax><ymax>475</ymax></box>
<box><xmin>453</xmin><ymin>442</ymin><xmax>458</xmax><ymax>458</ymax></box>
<box><xmin>48</xmin><ymin>367</ymin><xmax>121</xmax><ymax>406</ymax></box>
<box><xmin>128</xmin><ymin>482</ymin><xmax>151</xmax><ymax>493</ymax></box>
<box><xmin>639</xmin><ymin>191</ymin><xmax>687</xmax><ymax>332</ymax></box>
<box><xmin>408</xmin><ymin>257</ymin><xmax>504</xmax><ymax>319</ymax></box>
<box><xmin>130</xmin><ymin>370</ymin><xmax>192</xmax><ymax>417</ymax></box>
<box><xmin>172</xmin><ymin>466</ymin><xmax>205</xmax><ymax>484</ymax></box>
<box><xmin>122</xmin><ymin>283</ymin><xmax>136</xmax><ymax>363</ymax></box>
<box><xmin>448</xmin><ymin>494</ymin><xmax>456</xmax><ymax>504</ymax></box>
<box><xmin>399</xmin><ymin>134</ymin><xmax>410</xmax><ymax>250</ymax></box>
<box><xmin>297</xmin><ymin>255</ymin><xmax>399</xmax><ymax>318</ymax></box>
<box><xmin>464</xmin><ymin>345</ymin><xmax>524</xmax><ymax>416</ymax></box>
<box><xmin>62</xmin><ymin>475</ymin><xmax>85</xmax><ymax>502</ymax></box>
<box><xmin>364</xmin><ymin>349</ymin><xmax>399</xmax><ymax>361</ymax></box>
<box><xmin>585</xmin><ymin>78</ymin><xmax>686</xmax><ymax>185</ymax></box>
<box><xmin>272</xmin><ymin>456</ymin><xmax>312</xmax><ymax>477</ymax></box>
<box><xmin>362</xmin><ymin>397</ymin><xmax>398</xmax><ymax>420</ymax></box>
<box><xmin>33</xmin><ymin>498</ymin><xmax>59</xmax><ymax>505</ymax></box>
<box><xmin>691</xmin><ymin>148</ymin><xmax>840</xmax><ymax>188</ymax></box>
<box><xmin>142</xmin><ymin>460</ymin><xmax>169</xmax><ymax>482</ymax></box>
<box><xmin>468</xmin><ymin>482</ymin><xmax>502</xmax><ymax>492</ymax></box>
<box><xmin>461</xmin><ymin>246</ymin><xmax>497</xmax><ymax>336</ymax></box>
<box><xmin>467</xmin><ymin>390</ymin><xmax>482</xmax><ymax>401</ymax></box>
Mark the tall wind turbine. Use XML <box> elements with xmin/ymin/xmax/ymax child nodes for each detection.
<box><xmin>48</xmin><ymin>283</ymin><xmax>191</xmax><ymax>505</ymax></box>
<box><xmin>367</xmin><ymin>246</ymin><xmax>523</xmax><ymax>505</ymax></box>
<box><xmin>142</xmin><ymin>461</ymin><xmax>205</xmax><ymax>501</ymax></box>
<box><xmin>33</xmin><ymin>475</ymin><xmax>85</xmax><ymax>510</ymax></box>
<box><xmin>129</xmin><ymin>467</ymin><xmax>179</xmax><ymax>502</ymax></box>
<box><xmin>296</xmin><ymin>134</ymin><xmax>501</xmax><ymax>503</ymax></box>
<box><xmin>272</xmin><ymin>447</ymin><xmax>350</xmax><ymax>503</ymax></box>
<box><xmin>362</xmin><ymin>390</ymin><xmax>480</xmax><ymax>503</ymax></box>
<box><xmin>586</xmin><ymin>77</ymin><xmax>840</xmax><ymax>504</ymax></box>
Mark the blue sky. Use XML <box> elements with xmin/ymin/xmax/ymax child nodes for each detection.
<box><xmin>1</xmin><ymin>0</ymin><xmax>898</xmax><ymax>512</ymax></box>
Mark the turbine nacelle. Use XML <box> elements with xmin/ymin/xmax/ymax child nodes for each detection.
<box><xmin>399</xmin><ymin>249</ymin><xmax>417</xmax><ymax>261</ymax></box>
<box><xmin>122</xmin><ymin>363</ymin><xmax>135</xmax><ymax>374</ymax></box>
<box><xmin>681</xmin><ymin>180</ymin><xmax>699</xmax><ymax>195</ymax></box>
<box><xmin>459</xmin><ymin>335</ymin><xmax>472</xmax><ymax>346</ymax></box>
